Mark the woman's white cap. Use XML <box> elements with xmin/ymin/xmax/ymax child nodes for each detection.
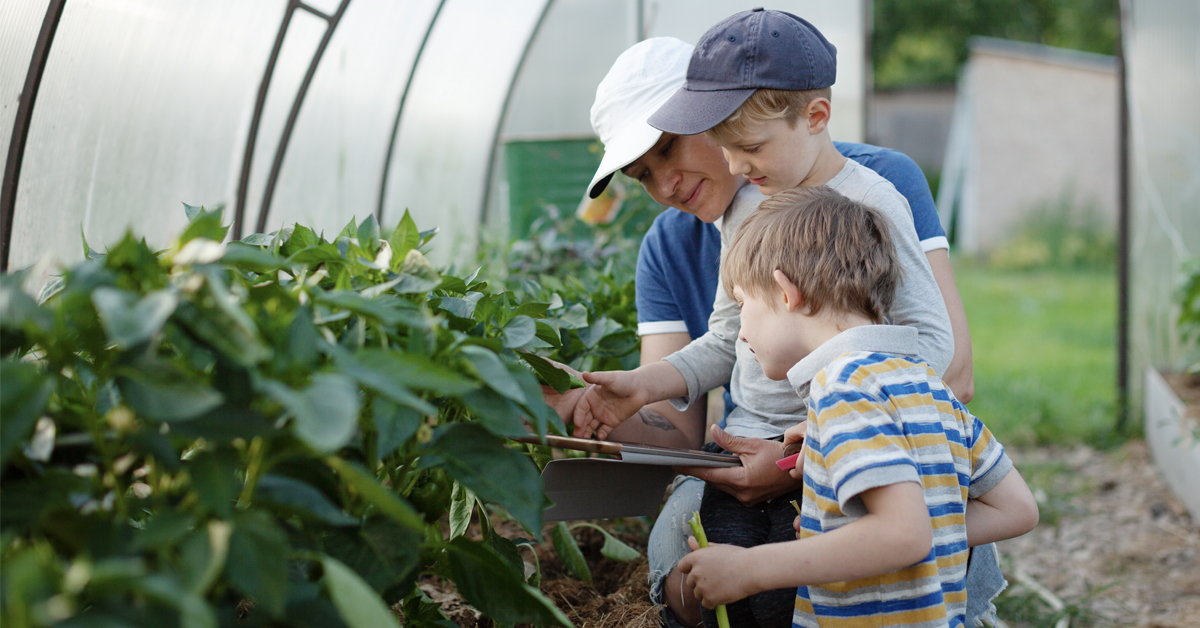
<box><xmin>586</xmin><ymin>37</ymin><xmax>694</xmax><ymax>199</ymax></box>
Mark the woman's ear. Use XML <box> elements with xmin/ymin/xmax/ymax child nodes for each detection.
<box><xmin>804</xmin><ymin>98</ymin><xmax>832</xmax><ymax>135</ymax></box>
<box><xmin>773</xmin><ymin>269</ymin><xmax>803</xmax><ymax>312</ymax></box>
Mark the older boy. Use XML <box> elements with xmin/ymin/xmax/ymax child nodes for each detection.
<box><xmin>677</xmin><ymin>187</ymin><xmax>1038</xmax><ymax>628</ymax></box>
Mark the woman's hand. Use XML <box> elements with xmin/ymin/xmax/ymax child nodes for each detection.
<box><xmin>675</xmin><ymin>426</ymin><xmax>801</xmax><ymax>506</ymax></box>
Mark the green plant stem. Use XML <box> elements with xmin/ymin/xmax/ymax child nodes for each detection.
<box><xmin>236</xmin><ymin>436</ymin><xmax>266</xmax><ymax>508</ymax></box>
<box><xmin>689</xmin><ymin>512</ymin><xmax>730</xmax><ymax>628</ymax></box>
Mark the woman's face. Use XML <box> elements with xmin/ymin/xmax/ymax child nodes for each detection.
<box><xmin>619</xmin><ymin>133</ymin><xmax>745</xmax><ymax>223</ymax></box>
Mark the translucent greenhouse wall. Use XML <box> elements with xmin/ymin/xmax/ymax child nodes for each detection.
<box><xmin>1125</xmin><ymin>0</ymin><xmax>1200</xmax><ymax>412</ymax></box>
<box><xmin>2</xmin><ymin>0</ymin><xmax>865</xmax><ymax>277</ymax></box>
<box><xmin>490</xmin><ymin>0</ymin><xmax>866</xmax><ymax>235</ymax></box>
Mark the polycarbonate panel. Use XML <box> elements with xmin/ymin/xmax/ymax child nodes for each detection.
<box><xmin>501</xmin><ymin>0</ymin><xmax>632</xmax><ymax>139</ymax></box>
<box><xmin>383</xmin><ymin>0</ymin><xmax>551</xmax><ymax>264</ymax></box>
<box><xmin>642</xmin><ymin>0</ymin><xmax>866</xmax><ymax>142</ymax></box>
<box><xmin>0</xmin><ymin>0</ymin><xmax>51</xmax><ymax>184</ymax></box>
<box><xmin>262</xmin><ymin>0</ymin><xmax>443</xmax><ymax>237</ymax></box>
<box><xmin>9</xmin><ymin>0</ymin><xmax>289</xmax><ymax>273</ymax></box>
<box><xmin>1126</xmin><ymin>0</ymin><xmax>1200</xmax><ymax>409</ymax></box>
<box><xmin>240</xmin><ymin>10</ymin><xmax>329</xmax><ymax>233</ymax></box>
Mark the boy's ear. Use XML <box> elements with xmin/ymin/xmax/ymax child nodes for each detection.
<box><xmin>804</xmin><ymin>98</ymin><xmax>832</xmax><ymax>135</ymax></box>
<box><xmin>773</xmin><ymin>269</ymin><xmax>803</xmax><ymax>312</ymax></box>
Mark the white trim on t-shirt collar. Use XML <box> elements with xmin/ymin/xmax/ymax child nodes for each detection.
<box><xmin>637</xmin><ymin>320</ymin><xmax>690</xmax><ymax>336</ymax></box>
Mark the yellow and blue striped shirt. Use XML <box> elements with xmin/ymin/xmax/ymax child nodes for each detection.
<box><xmin>786</xmin><ymin>325</ymin><xmax>1010</xmax><ymax>628</ymax></box>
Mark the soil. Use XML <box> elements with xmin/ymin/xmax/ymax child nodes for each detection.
<box><xmin>419</xmin><ymin>441</ymin><xmax>1199</xmax><ymax>628</ymax></box>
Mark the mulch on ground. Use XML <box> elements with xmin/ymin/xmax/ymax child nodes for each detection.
<box><xmin>998</xmin><ymin>440</ymin><xmax>1200</xmax><ymax>627</ymax></box>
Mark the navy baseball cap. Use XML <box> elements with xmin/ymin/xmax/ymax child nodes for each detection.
<box><xmin>648</xmin><ymin>7</ymin><xmax>837</xmax><ymax>135</ymax></box>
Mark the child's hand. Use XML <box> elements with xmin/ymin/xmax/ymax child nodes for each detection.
<box><xmin>677</xmin><ymin>538</ymin><xmax>758</xmax><ymax>608</ymax></box>
<box><xmin>782</xmin><ymin>422</ymin><xmax>808</xmax><ymax>480</ymax></box>
<box><xmin>571</xmin><ymin>370</ymin><xmax>649</xmax><ymax>439</ymax></box>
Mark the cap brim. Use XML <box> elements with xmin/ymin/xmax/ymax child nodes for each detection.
<box><xmin>647</xmin><ymin>86</ymin><xmax>756</xmax><ymax>135</ymax></box>
<box><xmin>586</xmin><ymin>119</ymin><xmax>663</xmax><ymax>199</ymax></box>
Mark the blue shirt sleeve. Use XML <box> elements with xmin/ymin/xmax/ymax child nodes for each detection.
<box><xmin>635</xmin><ymin>214</ymin><xmax>687</xmax><ymax>333</ymax></box>
<box><xmin>835</xmin><ymin>142</ymin><xmax>947</xmax><ymax>251</ymax></box>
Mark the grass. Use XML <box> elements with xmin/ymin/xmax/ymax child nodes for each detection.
<box><xmin>954</xmin><ymin>258</ymin><xmax>1118</xmax><ymax>447</ymax></box>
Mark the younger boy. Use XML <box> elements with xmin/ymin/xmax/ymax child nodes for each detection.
<box><xmin>676</xmin><ymin>187</ymin><xmax>1039</xmax><ymax>628</ymax></box>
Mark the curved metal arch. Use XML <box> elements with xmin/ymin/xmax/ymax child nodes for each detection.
<box><xmin>376</xmin><ymin>0</ymin><xmax>447</xmax><ymax>224</ymax></box>
<box><xmin>477</xmin><ymin>0</ymin><xmax>553</xmax><ymax>227</ymax></box>
<box><xmin>1</xmin><ymin>0</ymin><xmax>67</xmax><ymax>271</ymax></box>
<box><xmin>233</xmin><ymin>0</ymin><xmax>353</xmax><ymax>239</ymax></box>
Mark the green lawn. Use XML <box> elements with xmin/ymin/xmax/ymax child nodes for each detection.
<box><xmin>954</xmin><ymin>260</ymin><xmax>1118</xmax><ymax>446</ymax></box>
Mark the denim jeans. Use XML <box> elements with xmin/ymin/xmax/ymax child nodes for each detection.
<box><xmin>647</xmin><ymin>478</ymin><xmax>1006</xmax><ymax>627</ymax></box>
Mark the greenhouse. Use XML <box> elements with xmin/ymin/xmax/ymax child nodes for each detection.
<box><xmin>2</xmin><ymin>1</ymin><xmax>1199</xmax><ymax>627</ymax></box>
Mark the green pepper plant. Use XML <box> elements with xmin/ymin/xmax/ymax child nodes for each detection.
<box><xmin>0</xmin><ymin>205</ymin><xmax>640</xmax><ymax>627</ymax></box>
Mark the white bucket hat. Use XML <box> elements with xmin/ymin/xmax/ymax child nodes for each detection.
<box><xmin>586</xmin><ymin>37</ymin><xmax>694</xmax><ymax>199</ymax></box>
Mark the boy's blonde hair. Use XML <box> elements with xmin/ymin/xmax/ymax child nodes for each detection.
<box><xmin>721</xmin><ymin>186</ymin><xmax>901</xmax><ymax>323</ymax></box>
<box><xmin>705</xmin><ymin>87</ymin><xmax>831</xmax><ymax>144</ymax></box>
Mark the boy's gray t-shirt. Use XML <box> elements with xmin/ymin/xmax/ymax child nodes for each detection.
<box><xmin>662</xmin><ymin>159</ymin><xmax>954</xmax><ymax>439</ymax></box>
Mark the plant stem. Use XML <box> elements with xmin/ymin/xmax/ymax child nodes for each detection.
<box><xmin>689</xmin><ymin>512</ymin><xmax>730</xmax><ymax>628</ymax></box>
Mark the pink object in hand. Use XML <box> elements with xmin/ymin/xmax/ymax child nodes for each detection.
<box><xmin>776</xmin><ymin>453</ymin><xmax>801</xmax><ymax>471</ymax></box>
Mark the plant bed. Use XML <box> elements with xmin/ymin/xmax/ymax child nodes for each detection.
<box><xmin>1143</xmin><ymin>368</ymin><xmax>1200</xmax><ymax>522</ymax></box>
<box><xmin>0</xmin><ymin>207</ymin><xmax>641</xmax><ymax>628</ymax></box>
<box><xmin>414</xmin><ymin>517</ymin><xmax>660</xmax><ymax>628</ymax></box>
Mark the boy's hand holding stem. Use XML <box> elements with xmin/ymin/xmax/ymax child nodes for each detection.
<box><xmin>678</xmin><ymin>482</ymin><xmax>934</xmax><ymax>608</ymax></box>
<box><xmin>572</xmin><ymin>362</ymin><xmax>688</xmax><ymax>439</ymax></box>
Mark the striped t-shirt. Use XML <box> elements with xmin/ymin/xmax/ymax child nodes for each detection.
<box><xmin>785</xmin><ymin>325</ymin><xmax>1011</xmax><ymax>628</ymax></box>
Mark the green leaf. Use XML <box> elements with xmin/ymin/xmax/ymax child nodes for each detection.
<box><xmin>515</xmin><ymin>352</ymin><xmax>577</xmax><ymax>394</ymax></box>
<box><xmin>513</xmin><ymin>301</ymin><xmax>550</xmax><ymax>318</ymax></box>
<box><xmin>557</xmin><ymin>303</ymin><xmax>590</xmax><ymax>329</ymax></box>
<box><xmin>183</xmin><ymin>202</ymin><xmax>203</xmax><ymax>221</ymax></box>
<box><xmin>189</xmin><ymin>451</ymin><xmax>239</xmax><ymax>518</ymax></box>
<box><xmin>117</xmin><ymin>364</ymin><xmax>224</xmax><ymax>422</ymax></box>
<box><xmin>328</xmin><ymin>347</ymin><xmax>436</xmax><ymax>416</ymax></box>
<box><xmin>326</xmin><ymin>457</ymin><xmax>425</xmax><ymax>531</ymax></box>
<box><xmin>535</xmin><ymin>321</ymin><xmax>563</xmax><ymax>348</ymax></box>
<box><xmin>179</xmin><ymin>206</ymin><xmax>228</xmax><ymax>245</ymax></box>
<box><xmin>134</xmin><ymin>510</ymin><xmax>195</xmax><ymax>550</ymax></box>
<box><xmin>373</xmin><ymin>397</ymin><xmax>420</xmax><ymax>460</ymax></box>
<box><xmin>320</xmin><ymin>554</ymin><xmax>401</xmax><ymax>628</ymax></box>
<box><xmin>221</xmin><ymin>242</ymin><xmax>286</xmax><ymax>273</ymax></box>
<box><xmin>594</xmin><ymin>330</ymin><xmax>639</xmax><ymax>357</ymax></box>
<box><xmin>356</xmin><ymin>349</ymin><xmax>478</xmax><ymax>395</ymax></box>
<box><xmin>388</xmin><ymin>210</ymin><xmax>420</xmax><ymax>264</ymax></box>
<box><xmin>460</xmin><ymin>345</ymin><xmax>526</xmax><ymax>404</ymax></box>
<box><xmin>459</xmin><ymin>388</ymin><xmax>530</xmax><ymax>437</ymax></box>
<box><xmin>256</xmin><ymin>475</ymin><xmax>358</xmax><ymax>526</ymax></box>
<box><xmin>322</xmin><ymin>517</ymin><xmax>421</xmax><ymax>593</ymax></box>
<box><xmin>397</xmin><ymin>248</ymin><xmax>441</xmax><ymax>291</ymax></box>
<box><xmin>357</xmin><ymin>215</ymin><xmax>381</xmax><ymax>251</ymax></box>
<box><xmin>284</xmin><ymin>224</ymin><xmax>321</xmax><ymax>257</ymax></box>
<box><xmin>288</xmin><ymin>243</ymin><xmax>344</xmax><ymax>266</ymax></box>
<box><xmin>338</xmin><ymin>217</ymin><xmax>358</xmax><ymax>240</ymax></box>
<box><xmin>444</xmin><ymin>538</ymin><xmax>571</xmax><ymax>627</ymax></box>
<box><xmin>570</xmin><ymin>523</ymin><xmax>640</xmax><ymax>562</ymax></box>
<box><xmin>0</xmin><ymin>361</ymin><xmax>54</xmax><ymax>468</ymax></box>
<box><xmin>92</xmin><ymin>287</ymin><xmax>178</xmax><ymax>349</ymax></box>
<box><xmin>502</xmin><ymin>315</ymin><xmax>537</xmax><ymax>348</ymax></box>
<box><xmin>282</xmin><ymin>307</ymin><xmax>320</xmax><ymax>371</ymax></box>
<box><xmin>316</xmin><ymin>290</ymin><xmax>407</xmax><ymax>326</ymax></box>
<box><xmin>448</xmin><ymin>482</ymin><xmax>476</xmax><ymax>540</ymax></box>
<box><xmin>226</xmin><ymin>511</ymin><xmax>289</xmax><ymax>617</ymax></box>
<box><xmin>135</xmin><ymin>575</ymin><xmax>218</xmax><ymax>628</ymax></box>
<box><xmin>552</xmin><ymin>522</ymin><xmax>592</xmax><ymax>584</ymax></box>
<box><xmin>260</xmin><ymin>373</ymin><xmax>360</xmax><ymax>454</ymax></box>
<box><xmin>431</xmin><ymin>296</ymin><xmax>476</xmax><ymax>319</ymax></box>
<box><xmin>423</xmin><ymin>423</ymin><xmax>548</xmax><ymax>535</ymax></box>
